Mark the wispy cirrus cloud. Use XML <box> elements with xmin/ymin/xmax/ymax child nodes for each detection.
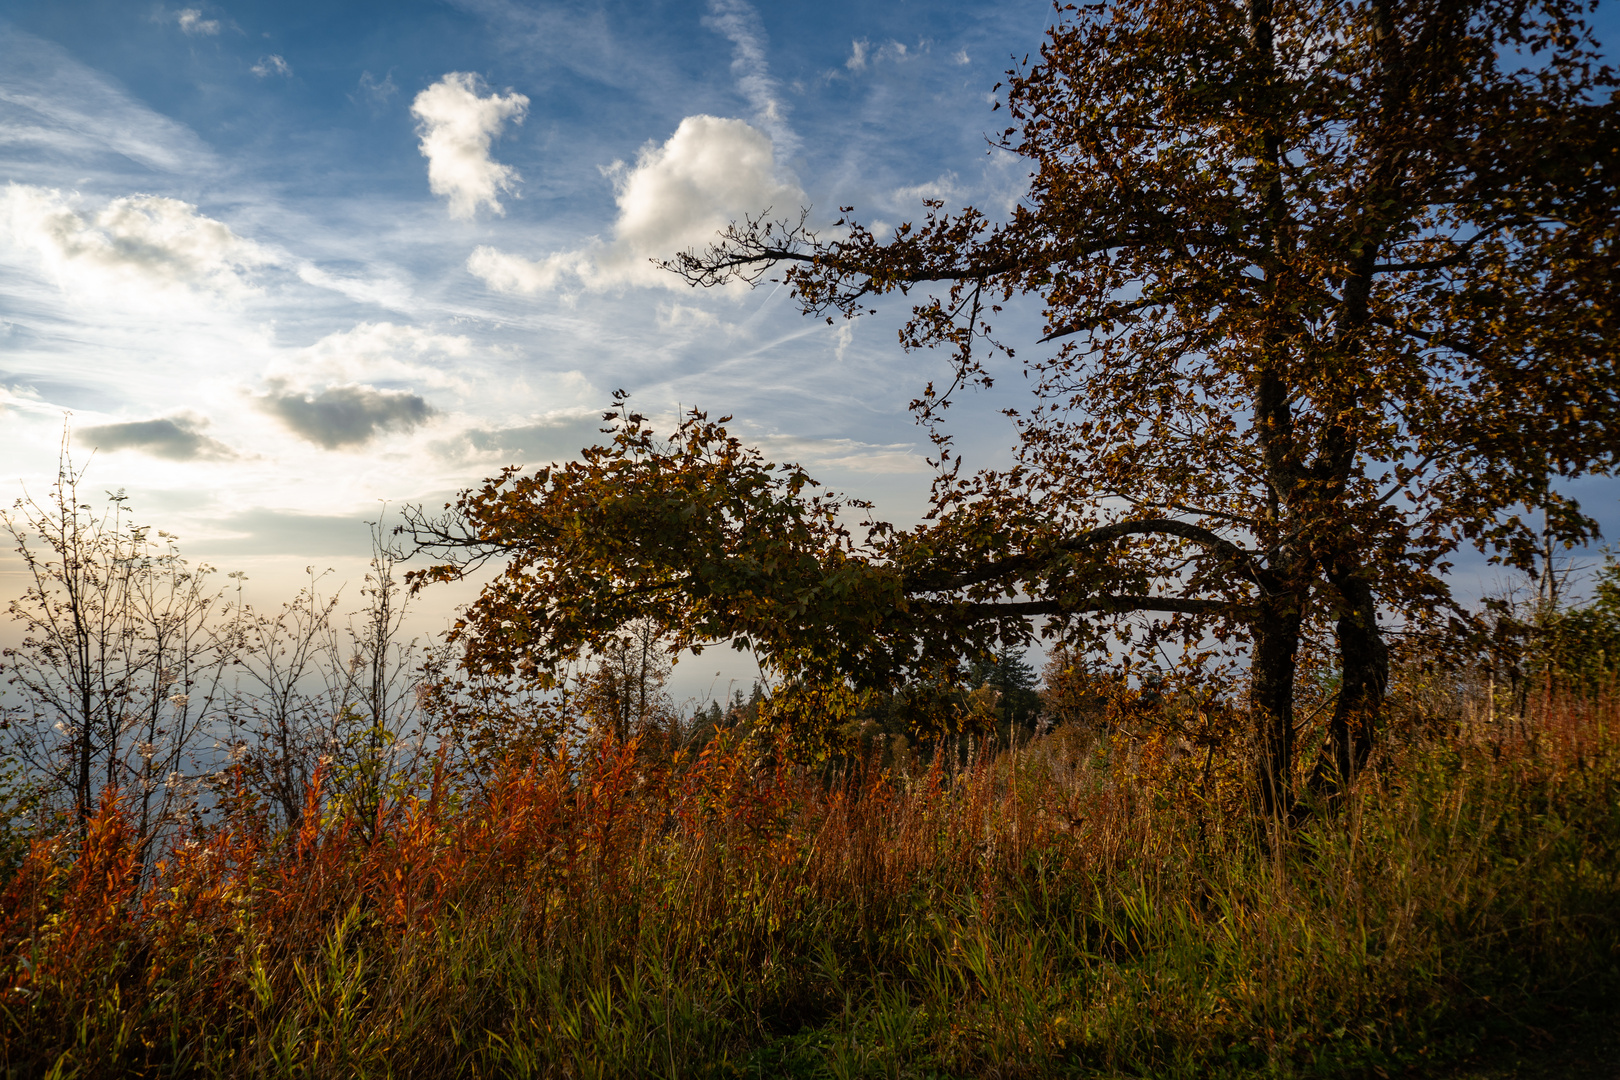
<box><xmin>765</xmin><ymin>434</ymin><xmax>931</xmax><ymax>475</ymax></box>
<box><xmin>888</xmin><ymin>171</ymin><xmax>962</xmax><ymax>209</ymax></box>
<box><xmin>411</xmin><ymin>73</ymin><xmax>529</xmax><ymax>219</ymax></box>
<box><xmin>0</xmin><ymin>28</ymin><xmax>215</xmax><ymax>176</ymax></box>
<box><xmin>352</xmin><ymin>70</ymin><xmax>398</xmax><ymax>106</ymax></box>
<box><xmin>702</xmin><ymin>0</ymin><xmax>796</xmax><ymax>156</ymax></box>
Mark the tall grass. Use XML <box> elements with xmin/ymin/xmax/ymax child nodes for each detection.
<box><xmin>2</xmin><ymin>689</ymin><xmax>1616</xmax><ymax>1078</ymax></box>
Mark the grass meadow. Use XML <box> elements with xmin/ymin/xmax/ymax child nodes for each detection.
<box><xmin>2</xmin><ymin>683</ymin><xmax>1617</xmax><ymax>1079</ymax></box>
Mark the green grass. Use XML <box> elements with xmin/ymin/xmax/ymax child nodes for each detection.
<box><xmin>2</xmin><ymin>691</ymin><xmax>1617</xmax><ymax>1078</ymax></box>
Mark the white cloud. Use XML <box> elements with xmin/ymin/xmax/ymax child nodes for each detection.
<box><xmin>174</xmin><ymin>8</ymin><xmax>220</xmax><ymax>35</ymax></box>
<box><xmin>0</xmin><ymin>183</ymin><xmax>273</xmax><ymax>300</ymax></box>
<box><xmin>890</xmin><ymin>172</ymin><xmax>961</xmax><ymax>208</ymax></box>
<box><xmin>252</xmin><ymin>55</ymin><xmax>292</xmax><ymax>79</ymax></box>
<box><xmin>656</xmin><ymin>302</ymin><xmax>724</xmax><ymax>333</ymax></box>
<box><xmin>833</xmin><ymin>320</ymin><xmax>854</xmax><ymax>363</ymax></box>
<box><xmin>0</xmin><ymin>381</ymin><xmax>54</xmax><ymax>418</ymax></box>
<box><xmin>839</xmin><ymin>38</ymin><xmax>915</xmax><ymax>76</ymax></box>
<box><xmin>469</xmin><ymin>115</ymin><xmax>803</xmax><ymax>294</ymax></box>
<box><xmin>465</xmin><ymin>245</ymin><xmax>587</xmax><ymax>294</ymax></box>
<box><xmin>269</xmin><ymin>322</ymin><xmax>475</xmax><ymax>392</ymax></box>
<box><xmin>410</xmin><ymin>73</ymin><xmax>528</xmax><ymax>219</ymax></box>
<box><xmin>603</xmin><ymin>116</ymin><xmax>800</xmax><ymax>280</ymax></box>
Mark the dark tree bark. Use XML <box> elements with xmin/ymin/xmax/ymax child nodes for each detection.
<box><xmin>1311</xmin><ymin>572</ymin><xmax>1388</xmax><ymax>800</ymax></box>
<box><xmin>1251</xmin><ymin>599</ymin><xmax>1304</xmax><ymax>819</ymax></box>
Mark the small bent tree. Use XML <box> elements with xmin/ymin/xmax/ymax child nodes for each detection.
<box><xmin>405</xmin><ymin>399</ymin><xmax>917</xmax><ymax>713</ymax></box>
<box><xmin>414</xmin><ymin>0</ymin><xmax>1620</xmax><ymax>816</ymax></box>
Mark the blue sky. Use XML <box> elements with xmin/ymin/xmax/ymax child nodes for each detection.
<box><xmin>2</xmin><ymin>1</ymin><xmax>1618</xmax><ymax>695</ymax></box>
<box><xmin>0</xmin><ymin>2</ymin><xmax>1050</xmax><ymax>628</ymax></box>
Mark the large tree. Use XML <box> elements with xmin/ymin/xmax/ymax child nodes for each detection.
<box><xmin>414</xmin><ymin>0</ymin><xmax>1619</xmax><ymax>815</ymax></box>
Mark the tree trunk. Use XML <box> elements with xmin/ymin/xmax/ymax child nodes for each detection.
<box><xmin>1250</xmin><ymin>599</ymin><xmax>1303</xmax><ymax>820</ymax></box>
<box><xmin>1311</xmin><ymin>571</ymin><xmax>1387</xmax><ymax>798</ymax></box>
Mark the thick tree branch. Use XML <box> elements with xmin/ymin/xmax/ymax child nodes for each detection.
<box><xmin>917</xmin><ymin>518</ymin><xmax>1271</xmax><ymax>593</ymax></box>
<box><xmin>1369</xmin><ymin>316</ymin><xmax>1490</xmax><ymax>362</ymax></box>
<box><xmin>961</xmin><ymin>596</ymin><xmax>1244</xmax><ymax>618</ymax></box>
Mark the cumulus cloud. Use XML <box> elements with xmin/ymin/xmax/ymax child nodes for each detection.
<box><xmin>251</xmin><ymin>55</ymin><xmax>292</xmax><ymax>78</ymax></box>
<box><xmin>0</xmin><ymin>184</ymin><xmax>273</xmax><ymax>299</ymax></box>
<box><xmin>270</xmin><ymin>322</ymin><xmax>474</xmax><ymax>391</ymax></box>
<box><xmin>256</xmin><ymin>381</ymin><xmax>437</xmax><ymax>449</ymax></box>
<box><xmin>79</xmin><ymin>414</ymin><xmax>237</xmax><ymax>461</ymax></box>
<box><xmin>410</xmin><ymin>73</ymin><xmax>528</xmax><ymax>219</ymax></box>
<box><xmin>173</xmin><ymin>8</ymin><xmax>220</xmax><ymax>35</ymax></box>
<box><xmin>468</xmin><ymin>115</ymin><xmax>803</xmax><ymax>294</ymax></box>
<box><xmin>464</xmin><ymin>3</ymin><xmax>801</xmax><ymax>296</ymax></box>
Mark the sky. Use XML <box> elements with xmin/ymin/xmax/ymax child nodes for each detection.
<box><xmin>1</xmin><ymin>0</ymin><xmax>1617</xmax><ymax>700</ymax></box>
<box><xmin>0</xmin><ymin>0</ymin><xmax>1059</xmax><ymax>696</ymax></box>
